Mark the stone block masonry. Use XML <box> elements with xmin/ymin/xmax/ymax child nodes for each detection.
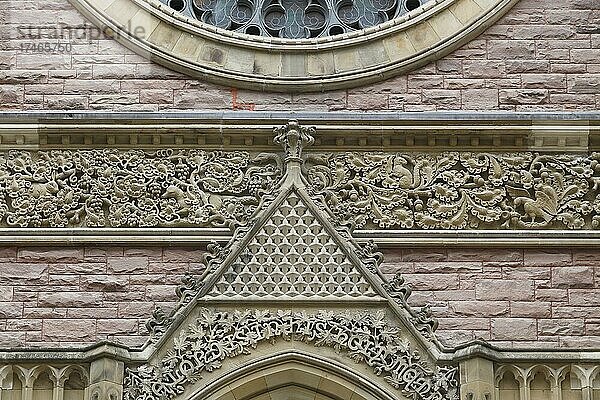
<box><xmin>0</xmin><ymin>0</ymin><xmax>598</xmax><ymax>111</ymax></box>
<box><xmin>0</xmin><ymin>246</ymin><xmax>206</xmax><ymax>348</ymax></box>
<box><xmin>0</xmin><ymin>246</ymin><xmax>599</xmax><ymax>349</ymax></box>
<box><xmin>381</xmin><ymin>248</ymin><xmax>600</xmax><ymax>349</ymax></box>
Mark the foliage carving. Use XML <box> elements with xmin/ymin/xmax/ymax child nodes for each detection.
<box><xmin>125</xmin><ymin>309</ymin><xmax>458</xmax><ymax>400</ymax></box>
<box><xmin>304</xmin><ymin>152</ymin><xmax>600</xmax><ymax>230</ymax></box>
<box><xmin>0</xmin><ymin>150</ymin><xmax>281</xmax><ymax>228</ymax></box>
<box><xmin>2</xmin><ymin>149</ymin><xmax>598</xmax><ymax>231</ymax></box>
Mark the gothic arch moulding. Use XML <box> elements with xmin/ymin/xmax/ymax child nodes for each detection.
<box><xmin>180</xmin><ymin>354</ymin><xmax>398</xmax><ymax>400</ymax></box>
<box><xmin>67</xmin><ymin>0</ymin><xmax>518</xmax><ymax>91</ymax></box>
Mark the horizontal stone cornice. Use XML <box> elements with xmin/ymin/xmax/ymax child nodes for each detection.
<box><xmin>0</xmin><ymin>111</ymin><xmax>599</xmax><ymax>152</ymax></box>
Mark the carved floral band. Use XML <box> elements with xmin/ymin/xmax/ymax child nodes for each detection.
<box><xmin>1</xmin><ymin>150</ymin><xmax>598</xmax><ymax>230</ymax></box>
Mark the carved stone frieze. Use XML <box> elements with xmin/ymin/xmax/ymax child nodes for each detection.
<box><xmin>125</xmin><ymin>309</ymin><xmax>459</xmax><ymax>400</ymax></box>
<box><xmin>0</xmin><ymin>150</ymin><xmax>281</xmax><ymax>228</ymax></box>
<box><xmin>304</xmin><ymin>152</ymin><xmax>600</xmax><ymax>230</ymax></box>
<box><xmin>2</xmin><ymin>149</ymin><xmax>599</xmax><ymax>231</ymax></box>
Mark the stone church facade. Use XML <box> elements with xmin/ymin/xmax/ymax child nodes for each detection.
<box><xmin>0</xmin><ymin>0</ymin><xmax>599</xmax><ymax>399</ymax></box>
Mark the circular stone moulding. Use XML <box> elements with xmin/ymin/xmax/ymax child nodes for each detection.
<box><xmin>69</xmin><ymin>0</ymin><xmax>518</xmax><ymax>91</ymax></box>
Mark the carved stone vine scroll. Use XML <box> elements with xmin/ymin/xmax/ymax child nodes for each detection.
<box><xmin>156</xmin><ymin>0</ymin><xmax>431</xmax><ymax>39</ymax></box>
<box><xmin>304</xmin><ymin>152</ymin><xmax>600</xmax><ymax>230</ymax></box>
<box><xmin>1</xmin><ymin>147</ymin><xmax>598</xmax><ymax>230</ymax></box>
<box><xmin>0</xmin><ymin>149</ymin><xmax>281</xmax><ymax>229</ymax></box>
<box><xmin>125</xmin><ymin>309</ymin><xmax>459</xmax><ymax>400</ymax></box>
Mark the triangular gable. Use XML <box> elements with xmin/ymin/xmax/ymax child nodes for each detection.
<box><xmin>126</xmin><ymin>120</ymin><xmax>458</xmax><ymax>400</ymax></box>
<box><xmin>143</xmin><ymin>120</ymin><xmax>440</xmax><ymax>349</ymax></box>
<box><xmin>207</xmin><ymin>187</ymin><xmax>380</xmax><ymax>299</ymax></box>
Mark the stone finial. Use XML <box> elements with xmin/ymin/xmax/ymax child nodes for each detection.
<box><xmin>273</xmin><ymin>120</ymin><xmax>315</xmax><ymax>163</ymax></box>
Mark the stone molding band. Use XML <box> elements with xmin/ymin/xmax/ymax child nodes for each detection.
<box><xmin>1</xmin><ymin>112</ymin><xmax>599</xmax><ymax>152</ymax></box>
<box><xmin>3</xmin><ymin>228</ymin><xmax>600</xmax><ymax>247</ymax></box>
<box><xmin>3</xmin><ymin>340</ymin><xmax>600</xmax><ymax>364</ymax></box>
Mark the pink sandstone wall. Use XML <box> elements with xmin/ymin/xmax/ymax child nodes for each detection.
<box><xmin>1</xmin><ymin>246</ymin><xmax>599</xmax><ymax>349</ymax></box>
<box><xmin>0</xmin><ymin>246</ymin><xmax>205</xmax><ymax>348</ymax></box>
<box><xmin>0</xmin><ymin>0</ymin><xmax>599</xmax><ymax>111</ymax></box>
<box><xmin>1</xmin><ymin>0</ymin><xmax>599</xmax><ymax>351</ymax></box>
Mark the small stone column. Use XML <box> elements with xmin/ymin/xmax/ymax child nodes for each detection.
<box><xmin>87</xmin><ymin>359</ymin><xmax>124</xmax><ymax>400</ymax></box>
<box><xmin>460</xmin><ymin>358</ymin><xmax>495</xmax><ymax>400</ymax></box>
<box><xmin>0</xmin><ymin>367</ymin><xmax>13</xmax><ymax>400</ymax></box>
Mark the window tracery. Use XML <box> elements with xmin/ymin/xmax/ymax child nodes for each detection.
<box><xmin>158</xmin><ymin>0</ymin><xmax>431</xmax><ymax>38</ymax></box>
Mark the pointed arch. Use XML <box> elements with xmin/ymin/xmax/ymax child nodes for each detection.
<box><xmin>190</xmin><ymin>352</ymin><xmax>399</xmax><ymax>400</ymax></box>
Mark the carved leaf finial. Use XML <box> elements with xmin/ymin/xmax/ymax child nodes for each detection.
<box><xmin>383</xmin><ymin>272</ymin><xmax>440</xmax><ymax>340</ymax></box>
<box><xmin>273</xmin><ymin>120</ymin><xmax>315</xmax><ymax>163</ymax></box>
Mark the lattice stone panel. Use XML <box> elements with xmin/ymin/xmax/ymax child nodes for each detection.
<box><xmin>209</xmin><ymin>191</ymin><xmax>378</xmax><ymax>298</ymax></box>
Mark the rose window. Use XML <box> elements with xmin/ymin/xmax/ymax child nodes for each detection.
<box><xmin>159</xmin><ymin>0</ymin><xmax>431</xmax><ymax>38</ymax></box>
<box><xmin>71</xmin><ymin>0</ymin><xmax>515</xmax><ymax>89</ymax></box>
